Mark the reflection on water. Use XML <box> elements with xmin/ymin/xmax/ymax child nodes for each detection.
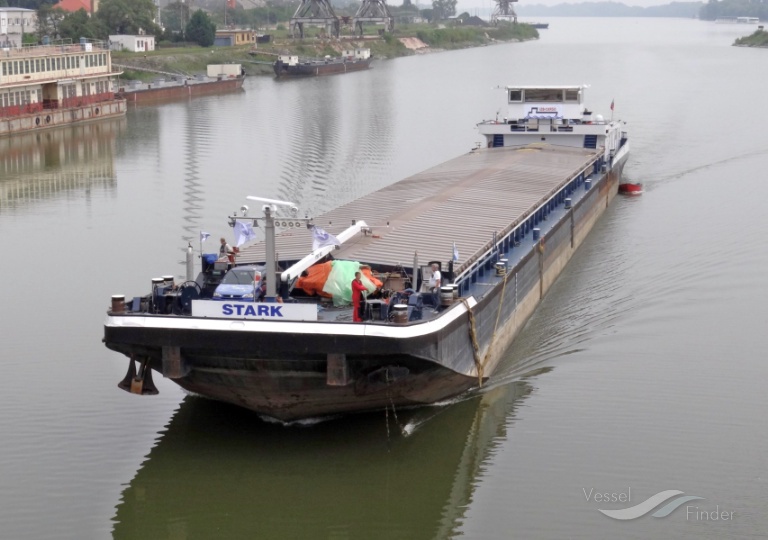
<box><xmin>111</xmin><ymin>378</ymin><xmax>535</xmax><ymax>539</ymax></box>
<box><xmin>273</xmin><ymin>72</ymin><xmax>395</xmax><ymax>217</ymax></box>
<box><xmin>180</xmin><ymin>105</ymin><xmax>210</xmax><ymax>247</ymax></box>
<box><xmin>0</xmin><ymin>119</ymin><xmax>124</xmax><ymax>211</ymax></box>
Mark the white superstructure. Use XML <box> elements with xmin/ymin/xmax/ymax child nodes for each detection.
<box><xmin>0</xmin><ymin>39</ymin><xmax>125</xmax><ymax>136</ymax></box>
<box><xmin>477</xmin><ymin>85</ymin><xmax>628</xmax><ymax>167</ymax></box>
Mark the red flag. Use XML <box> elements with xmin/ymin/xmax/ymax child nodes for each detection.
<box><xmin>610</xmin><ymin>99</ymin><xmax>615</xmax><ymax>111</ymax></box>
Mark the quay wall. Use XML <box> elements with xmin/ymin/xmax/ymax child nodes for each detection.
<box><xmin>0</xmin><ymin>100</ymin><xmax>126</xmax><ymax>138</ymax></box>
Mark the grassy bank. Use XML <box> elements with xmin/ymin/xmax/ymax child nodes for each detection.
<box><xmin>734</xmin><ymin>29</ymin><xmax>768</xmax><ymax>47</ymax></box>
<box><xmin>113</xmin><ymin>23</ymin><xmax>538</xmax><ymax>81</ymax></box>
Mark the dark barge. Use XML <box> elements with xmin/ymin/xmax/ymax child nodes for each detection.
<box><xmin>103</xmin><ymin>85</ymin><xmax>629</xmax><ymax>422</ymax></box>
<box><xmin>273</xmin><ymin>49</ymin><xmax>372</xmax><ymax>78</ymax></box>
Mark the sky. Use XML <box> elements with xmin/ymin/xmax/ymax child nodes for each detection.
<box><xmin>452</xmin><ymin>0</ymin><xmax>680</xmax><ymax>14</ymax></box>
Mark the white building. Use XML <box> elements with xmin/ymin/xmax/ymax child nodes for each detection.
<box><xmin>108</xmin><ymin>35</ymin><xmax>156</xmax><ymax>53</ymax></box>
<box><xmin>1</xmin><ymin>7</ymin><xmax>37</xmax><ymax>48</ymax></box>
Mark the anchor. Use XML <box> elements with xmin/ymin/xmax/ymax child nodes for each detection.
<box><xmin>118</xmin><ymin>356</ymin><xmax>159</xmax><ymax>395</ymax></box>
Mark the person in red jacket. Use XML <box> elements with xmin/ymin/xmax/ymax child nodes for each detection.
<box><xmin>351</xmin><ymin>271</ymin><xmax>367</xmax><ymax>322</ymax></box>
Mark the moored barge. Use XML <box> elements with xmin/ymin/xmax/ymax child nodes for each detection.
<box><xmin>273</xmin><ymin>48</ymin><xmax>372</xmax><ymax>78</ymax></box>
<box><xmin>0</xmin><ymin>39</ymin><xmax>126</xmax><ymax>137</ymax></box>
<box><xmin>103</xmin><ymin>85</ymin><xmax>629</xmax><ymax>422</ymax></box>
<box><xmin>116</xmin><ymin>64</ymin><xmax>245</xmax><ymax>104</ymax></box>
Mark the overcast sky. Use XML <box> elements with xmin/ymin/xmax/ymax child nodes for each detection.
<box><xmin>453</xmin><ymin>0</ymin><xmax>678</xmax><ymax>14</ymax></box>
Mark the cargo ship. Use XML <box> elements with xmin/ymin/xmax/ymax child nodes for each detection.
<box><xmin>0</xmin><ymin>39</ymin><xmax>126</xmax><ymax>137</ymax></box>
<box><xmin>116</xmin><ymin>64</ymin><xmax>245</xmax><ymax>104</ymax></box>
<box><xmin>103</xmin><ymin>85</ymin><xmax>629</xmax><ymax>422</ymax></box>
<box><xmin>273</xmin><ymin>48</ymin><xmax>372</xmax><ymax>78</ymax></box>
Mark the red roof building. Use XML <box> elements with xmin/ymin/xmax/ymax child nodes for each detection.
<box><xmin>54</xmin><ymin>0</ymin><xmax>97</xmax><ymax>14</ymax></box>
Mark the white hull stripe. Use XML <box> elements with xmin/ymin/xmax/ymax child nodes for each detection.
<box><xmin>105</xmin><ymin>297</ymin><xmax>478</xmax><ymax>339</ymax></box>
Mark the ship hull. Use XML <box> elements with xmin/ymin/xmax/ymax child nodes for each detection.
<box><xmin>104</xmin><ymin>148</ymin><xmax>628</xmax><ymax>422</ymax></box>
<box><xmin>0</xmin><ymin>99</ymin><xmax>126</xmax><ymax>138</ymax></box>
<box><xmin>274</xmin><ymin>58</ymin><xmax>372</xmax><ymax>78</ymax></box>
<box><xmin>117</xmin><ymin>76</ymin><xmax>245</xmax><ymax>104</ymax></box>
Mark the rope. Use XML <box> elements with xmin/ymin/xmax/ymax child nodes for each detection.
<box><xmin>461</xmin><ymin>270</ymin><xmax>510</xmax><ymax>386</ymax></box>
<box><xmin>483</xmin><ymin>272</ymin><xmax>509</xmax><ymax>368</ymax></box>
<box><xmin>461</xmin><ymin>298</ymin><xmax>484</xmax><ymax>385</ymax></box>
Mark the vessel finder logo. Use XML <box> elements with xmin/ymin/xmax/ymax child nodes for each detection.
<box><xmin>594</xmin><ymin>489</ymin><xmax>704</xmax><ymax>520</ymax></box>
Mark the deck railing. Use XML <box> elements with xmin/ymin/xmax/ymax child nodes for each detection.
<box><xmin>1</xmin><ymin>39</ymin><xmax>109</xmax><ymax>58</ymax></box>
<box><xmin>452</xmin><ymin>156</ymin><xmax>603</xmax><ymax>297</ymax></box>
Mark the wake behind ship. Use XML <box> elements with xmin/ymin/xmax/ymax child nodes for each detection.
<box><xmin>103</xmin><ymin>85</ymin><xmax>630</xmax><ymax>422</ymax></box>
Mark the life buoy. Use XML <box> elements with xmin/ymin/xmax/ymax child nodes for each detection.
<box><xmin>94</xmin><ymin>107</ymin><xmax>100</xmax><ymax>115</ymax></box>
<box><xmin>45</xmin><ymin>115</ymin><xmax>51</xmax><ymax>124</ymax></box>
<box><xmin>35</xmin><ymin>117</ymin><xmax>40</xmax><ymax>126</ymax></box>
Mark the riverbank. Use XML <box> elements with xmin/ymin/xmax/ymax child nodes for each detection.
<box><xmin>734</xmin><ymin>28</ymin><xmax>768</xmax><ymax>47</ymax></box>
<box><xmin>114</xmin><ymin>23</ymin><xmax>539</xmax><ymax>81</ymax></box>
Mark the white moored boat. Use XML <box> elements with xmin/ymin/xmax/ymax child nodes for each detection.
<box><xmin>0</xmin><ymin>39</ymin><xmax>126</xmax><ymax>137</ymax></box>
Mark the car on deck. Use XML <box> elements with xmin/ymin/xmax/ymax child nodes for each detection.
<box><xmin>212</xmin><ymin>265</ymin><xmax>266</xmax><ymax>301</ymax></box>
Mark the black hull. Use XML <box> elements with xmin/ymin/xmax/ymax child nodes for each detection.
<box><xmin>273</xmin><ymin>58</ymin><xmax>372</xmax><ymax>78</ymax></box>
<box><xmin>105</xmin><ymin>311</ymin><xmax>480</xmax><ymax>421</ymax></box>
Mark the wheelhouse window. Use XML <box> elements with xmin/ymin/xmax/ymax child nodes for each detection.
<box><xmin>524</xmin><ymin>89</ymin><xmax>563</xmax><ymax>102</ymax></box>
<box><xmin>565</xmin><ymin>89</ymin><xmax>580</xmax><ymax>102</ymax></box>
<box><xmin>508</xmin><ymin>89</ymin><xmax>523</xmax><ymax>102</ymax></box>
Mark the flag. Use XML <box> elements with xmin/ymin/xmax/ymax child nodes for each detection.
<box><xmin>200</xmin><ymin>231</ymin><xmax>210</xmax><ymax>243</ymax></box>
<box><xmin>233</xmin><ymin>221</ymin><xmax>257</xmax><ymax>247</ymax></box>
<box><xmin>452</xmin><ymin>242</ymin><xmax>459</xmax><ymax>262</ymax></box>
<box><xmin>610</xmin><ymin>99</ymin><xmax>614</xmax><ymax>111</ymax></box>
<box><xmin>311</xmin><ymin>226</ymin><xmax>340</xmax><ymax>251</ymax></box>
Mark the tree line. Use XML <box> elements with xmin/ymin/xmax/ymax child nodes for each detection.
<box><xmin>16</xmin><ymin>0</ymin><xmax>217</xmax><ymax>47</ymax></box>
<box><xmin>9</xmin><ymin>0</ymin><xmax>471</xmax><ymax>48</ymax></box>
<box><xmin>699</xmin><ymin>0</ymin><xmax>768</xmax><ymax>21</ymax></box>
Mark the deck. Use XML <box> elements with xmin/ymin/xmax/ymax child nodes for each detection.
<box><xmin>237</xmin><ymin>143</ymin><xmax>600</xmax><ymax>274</ymax></box>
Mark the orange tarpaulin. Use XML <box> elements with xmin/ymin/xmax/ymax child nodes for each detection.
<box><xmin>296</xmin><ymin>262</ymin><xmax>333</xmax><ymax>297</ymax></box>
<box><xmin>361</xmin><ymin>267</ymin><xmax>383</xmax><ymax>289</ymax></box>
<box><xmin>295</xmin><ymin>262</ymin><xmax>382</xmax><ymax>297</ymax></box>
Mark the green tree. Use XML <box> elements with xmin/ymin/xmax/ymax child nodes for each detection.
<box><xmin>432</xmin><ymin>0</ymin><xmax>457</xmax><ymax>20</ymax></box>
<box><xmin>97</xmin><ymin>0</ymin><xmax>160</xmax><ymax>35</ymax></box>
<box><xmin>59</xmin><ymin>8</ymin><xmax>106</xmax><ymax>41</ymax></box>
<box><xmin>36</xmin><ymin>3</ymin><xmax>66</xmax><ymax>40</ymax></box>
<box><xmin>8</xmin><ymin>0</ymin><xmax>51</xmax><ymax>7</ymax></box>
<box><xmin>185</xmin><ymin>10</ymin><xmax>216</xmax><ymax>47</ymax></box>
<box><xmin>161</xmin><ymin>1</ymin><xmax>191</xmax><ymax>35</ymax></box>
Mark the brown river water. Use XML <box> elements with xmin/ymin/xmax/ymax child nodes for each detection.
<box><xmin>0</xmin><ymin>17</ymin><xmax>766</xmax><ymax>539</ymax></box>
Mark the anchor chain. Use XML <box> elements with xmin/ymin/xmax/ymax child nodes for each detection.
<box><xmin>383</xmin><ymin>368</ymin><xmax>404</xmax><ymax>445</ymax></box>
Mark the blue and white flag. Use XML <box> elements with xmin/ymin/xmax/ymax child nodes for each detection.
<box><xmin>311</xmin><ymin>226</ymin><xmax>340</xmax><ymax>251</ymax></box>
<box><xmin>200</xmin><ymin>231</ymin><xmax>211</xmax><ymax>243</ymax></box>
<box><xmin>234</xmin><ymin>221</ymin><xmax>257</xmax><ymax>247</ymax></box>
<box><xmin>452</xmin><ymin>242</ymin><xmax>460</xmax><ymax>262</ymax></box>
